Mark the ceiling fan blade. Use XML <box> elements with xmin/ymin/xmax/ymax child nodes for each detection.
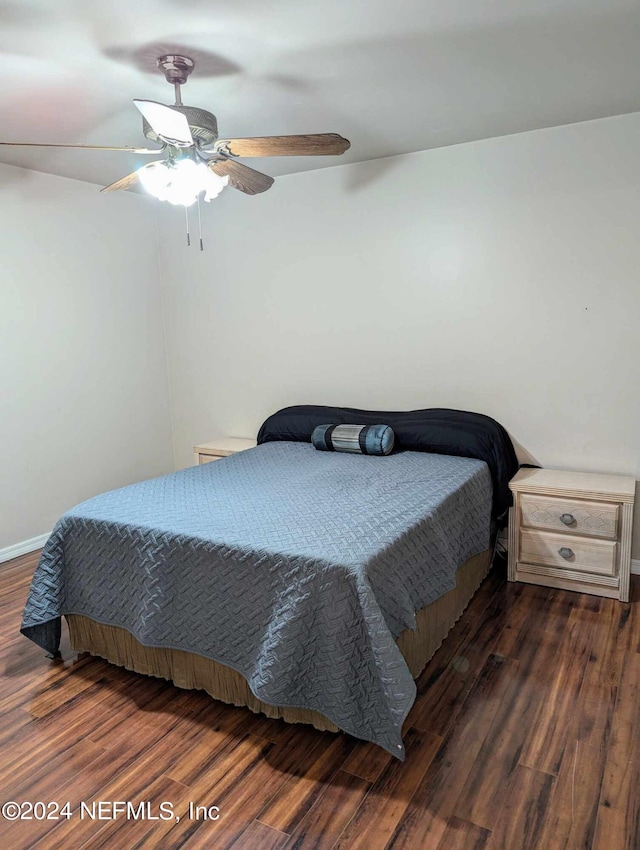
<box><xmin>0</xmin><ymin>141</ymin><xmax>161</xmax><ymax>153</ymax></box>
<box><xmin>215</xmin><ymin>133</ymin><xmax>350</xmax><ymax>158</ymax></box>
<box><xmin>209</xmin><ymin>159</ymin><xmax>274</xmax><ymax>195</ymax></box>
<box><xmin>101</xmin><ymin>170</ymin><xmax>143</xmax><ymax>193</ymax></box>
<box><xmin>133</xmin><ymin>100</ymin><xmax>193</xmax><ymax>146</ymax></box>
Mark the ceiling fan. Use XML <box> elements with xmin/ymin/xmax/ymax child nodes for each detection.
<box><xmin>0</xmin><ymin>54</ymin><xmax>351</xmax><ymax>207</ymax></box>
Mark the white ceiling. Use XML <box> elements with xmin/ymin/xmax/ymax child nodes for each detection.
<box><xmin>1</xmin><ymin>0</ymin><xmax>640</xmax><ymax>189</ymax></box>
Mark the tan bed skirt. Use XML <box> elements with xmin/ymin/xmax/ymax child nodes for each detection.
<box><xmin>67</xmin><ymin>547</ymin><xmax>492</xmax><ymax>733</ymax></box>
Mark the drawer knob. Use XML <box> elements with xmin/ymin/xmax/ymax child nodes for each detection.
<box><xmin>558</xmin><ymin>547</ymin><xmax>574</xmax><ymax>560</ymax></box>
<box><xmin>560</xmin><ymin>513</ymin><xmax>575</xmax><ymax>526</ymax></box>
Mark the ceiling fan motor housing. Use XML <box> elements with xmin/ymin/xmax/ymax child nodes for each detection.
<box><xmin>142</xmin><ymin>105</ymin><xmax>219</xmax><ymax>146</ymax></box>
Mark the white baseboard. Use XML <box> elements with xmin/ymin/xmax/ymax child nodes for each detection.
<box><xmin>0</xmin><ymin>532</ymin><xmax>50</xmax><ymax>564</ymax></box>
<box><xmin>632</xmin><ymin>559</ymin><xmax>640</xmax><ymax>576</ymax></box>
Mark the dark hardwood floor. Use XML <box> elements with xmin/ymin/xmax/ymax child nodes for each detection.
<box><xmin>1</xmin><ymin>550</ymin><xmax>639</xmax><ymax>849</ymax></box>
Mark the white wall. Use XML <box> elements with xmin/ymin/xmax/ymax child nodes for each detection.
<box><xmin>0</xmin><ymin>163</ymin><xmax>174</xmax><ymax>552</ymax></box>
<box><xmin>157</xmin><ymin>112</ymin><xmax>640</xmax><ymax>555</ymax></box>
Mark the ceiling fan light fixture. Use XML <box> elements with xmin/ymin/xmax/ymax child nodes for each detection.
<box><xmin>137</xmin><ymin>159</ymin><xmax>228</xmax><ymax>206</ymax></box>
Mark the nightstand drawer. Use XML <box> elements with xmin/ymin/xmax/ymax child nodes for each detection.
<box><xmin>198</xmin><ymin>454</ymin><xmax>223</xmax><ymax>464</ymax></box>
<box><xmin>520</xmin><ymin>529</ymin><xmax>617</xmax><ymax>577</ymax></box>
<box><xmin>520</xmin><ymin>494</ymin><xmax>619</xmax><ymax>540</ymax></box>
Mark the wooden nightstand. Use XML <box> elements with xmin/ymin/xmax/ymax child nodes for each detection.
<box><xmin>193</xmin><ymin>437</ymin><xmax>257</xmax><ymax>465</ymax></box>
<box><xmin>508</xmin><ymin>468</ymin><xmax>635</xmax><ymax>601</ymax></box>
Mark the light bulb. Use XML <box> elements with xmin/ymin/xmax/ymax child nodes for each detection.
<box><xmin>201</xmin><ymin>167</ymin><xmax>228</xmax><ymax>201</ymax></box>
<box><xmin>137</xmin><ymin>159</ymin><xmax>228</xmax><ymax>206</ymax></box>
<box><xmin>138</xmin><ymin>161</ymin><xmax>172</xmax><ymax>196</ymax></box>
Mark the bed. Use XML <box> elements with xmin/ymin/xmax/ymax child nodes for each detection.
<box><xmin>21</xmin><ymin>406</ymin><xmax>518</xmax><ymax>758</ymax></box>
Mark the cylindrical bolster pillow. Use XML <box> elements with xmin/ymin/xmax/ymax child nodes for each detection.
<box><xmin>311</xmin><ymin>424</ymin><xmax>395</xmax><ymax>456</ymax></box>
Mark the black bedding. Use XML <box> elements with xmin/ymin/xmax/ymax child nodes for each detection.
<box><xmin>258</xmin><ymin>405</ymin><xmax>519</xmax><ymax>520</ymax></box>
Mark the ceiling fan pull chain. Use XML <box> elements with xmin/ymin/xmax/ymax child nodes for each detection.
<box><xmin>197</xmin><ymin>195</ymin><xmax>204</xmax><ymax>251</ymax></box>
<box><xmin>184</xmin><ymin>205</ymin><xmax>191</xmax><ymax>247</ymax></box>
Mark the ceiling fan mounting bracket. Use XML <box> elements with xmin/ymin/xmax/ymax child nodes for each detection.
<box><xmin>157</xmin><ymin>55</ymin><xmax>195</xmax><ymax>85</ymax></box>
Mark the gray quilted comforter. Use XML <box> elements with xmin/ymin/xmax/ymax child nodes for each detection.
<box><xmin>21</xmin><ymin>442</ymin><xmax>492</xmax><ymax>757</ymax></box>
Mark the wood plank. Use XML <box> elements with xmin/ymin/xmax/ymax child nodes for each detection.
<box><xmin>20</xmin><ymin>687</ymin><xmax>231</xmax><ymax>849</ymax></box>
<box><xmin>493</xmin><ymin>584</ymin><xmax>571</xmax><ymax>659</ymax></box>
<box><xmin>341</xmin><ymin>739</ymin><xmax>392</xmax><ymax>784</ymax></box>
<box><xmin>0</xmin><ymin>651</ymin><xmax>107</xmax><ymax>715</ymax></box>
<box><xmin>592</xmin><ymin>651</ymin><xmax>640</xmax><ymax>850</ymax></box>
<box><xmin>568</xmin><ymin>596</ymin><xmax>629</xmax><ymax>745</ymax></box>
<box><xmin>256</xmin><ymin>734</ymin><xmax>355</xmax><ymax>833</ymax></box>
<box><xmin>519</xmin><ymin>595</ymin><xmax>599</xmax><ymax>774</ymax></box>
<box><xmin>64</xmin><ymin>774</ymin><xmax>189</xmax><ymax>850</ymax></box>
<box><xmin>386</xmin><ymin>654</ymin><xmax>520</xmax><ymax>850</ymax></box>
<box><xmin>332</xmin><ymin>727</ymin><xmax>442</xmax><ymax>850</ymax></box>
<box><xmin>0</xmin><ymin>678</ymin><xmax>132</xmax><ymax>789</ymax></box>
<box><xmin>281</xmin><ymin>770</ymin><xmax>371</xmax><ymax>850</ymax></box>
<box><xmin>0</xmin><ymin>550</ymin><xmax>41</xmax><ymax>579</ymax></box>
<box><xmin>0</xmin><ymin>737</ymin><xmax>106</xmax><ymax>802</ymax></box>
<box><xmin>523</xmin><ymin>597</ymin><xmax>633</xmax><ymax>849</ymax></box>
<box><xmin>533</xmin><ymin>741</ymin><xmax>605</xmax><ymax>850</ymax></box>
<box><xmin>228</xmin><ymin>821</ymin><xmax>289</xmax><ymax>850</ymax></box>
<box><xmin>33</xmin><ymin>711</ymin><xmax>253</xmax><ymax>849</ymax></box>
<box><xmin>627</xmin><ymin>577</ymin><xmax>640</xmax><ymax>653</ymax></box>
<box><xmin>435</xmin><ymin>816</ymin><xmax>490</xmax><ymax>850</ymax></box>
<box><xmin>0</xmin><ymin>707</ymin><xmax>35</xmax><ymax>749</ymax></box>
<box><xmin>164</xmin><ymin>735</ymin><xmax>292</xmax><ymax>848</ymax></box>
<box><xmin>162</xmin><ymin>705</ymin><xmax>260</xmax><ymax>788</ymax></box>
<box><xmin>483</xmin><ymin>765</ymin><xmax>555</xmax><ymax>850</ymax></box>
<box><xmin>453</xmin><ymin>593</ymin><xmax>587</xmax><ymax>830</ymax></box>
